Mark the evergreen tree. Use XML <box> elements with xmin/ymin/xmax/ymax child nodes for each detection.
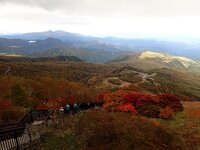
<box><xmin>10</xmin><ymin>84</ymin><xmax>30</xmax><ymax>107</ymax></box>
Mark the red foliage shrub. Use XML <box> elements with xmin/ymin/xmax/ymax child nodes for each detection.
<box><xmin>122</xmin><ymin>92</ymin><xmax>160</xmax><ymax>109</ymax></box>
<box><xmin>95</xmin><ymin>93</ymin><xmax>105</xmax><ymax>103</ymax></box>
<box><xmin>0</xmin><ymin>100</ymin><xmax>12</xmax><ymax>111</ymax></box>
<box><xmin>123</xmin><ymin>92</ymin><xmax>142</xmax><ymax>106</ymax></box>
<box><xmin>37</xmin><ymin>103</ymin><xmax>49</xmax><ymax>110</ymax></box>
<box><xmin>114</xmin><ymin>103</ymin><xmax>137</xmax><ymax>114</ymax></box>
<box><xmin>0</xmin><ymin>100</ymin><xmax>13</xmax><ymax>122</ymax></box>
<box><xmin>101</xmin><ymin>90</ymin><xmax>183</xmax><ymax>119</ymax></box>
<box><xmin>102</xmin><ymin>90</ymin><xmax>128</xmax><ymax>110</ymax></box>
<box><xmin>137</xmin><ymin>105</ymin><xmax>161</xmax><ymax>118</ymax></box>
<box><xmin>69</xmin><ymin>96</ymin><xmax>75</xmax><ymax>104</ymax></box>
<box><xmin>158</xmin><ymin>94</ymin><xmax>183</xmax><ymax>112</ymax></box>
<box><xmin>159</xmin><ymin>106</ymin><xmax>174</xmax><ymax>119</ymax></box>
<box><xmin>37</xmin><ymin>97</ymin><xmax>69</xmax><ymax>110</ymax></box>
<box><xmin>135</xmin><ymin>94</ymin><xmax>159</xmax><ymax>109</ymax></box>
<box><xmin>0</xmin><ymin>100</ymin><xmax>25</xmax><ymax>123</ymax></box>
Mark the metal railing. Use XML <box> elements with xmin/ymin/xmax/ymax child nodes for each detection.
<box><xmin>0</xmin><ymin>110</ymin><xmax>50</xmax><ymax>150</ymax></box>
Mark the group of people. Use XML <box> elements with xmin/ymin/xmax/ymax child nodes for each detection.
<box><xmin>44</xmin><ymin>102</ymin><xmax>102</xmax><ymax>127</ymax></box>
<box><xmin>60</xmin><ymin>102</ymin><xmax>102</xmax><ymax>114</ymax></box>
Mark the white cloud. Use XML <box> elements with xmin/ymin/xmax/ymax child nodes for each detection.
<box><xmin>0</xmin><ymin>1</ymin><xmax>200</xmax><ymax>42</ymax></box>
<box><xmin>1</xmin><ymin>0</ymin><xmax>200</xmax><ymax>16</ymax></box>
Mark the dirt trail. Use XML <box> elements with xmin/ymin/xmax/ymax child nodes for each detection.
<box><xmin>103</xmin><ymin>77</ymin><xmax>132</xmax><ymax>88</ymax></box>
<box><xmin>5</xmin><ymin>66</ymin><xmax>11</xmax><ymax>74</ymax></box>
<box><xmin>127</xmin><ymin>70</ymin><xmax>158</xmax><ymax>85</ymax></box>
<box><xmin>99</xmin><ymin>68</ymin><xmax>162</xmax><ymax>91</ymax></box>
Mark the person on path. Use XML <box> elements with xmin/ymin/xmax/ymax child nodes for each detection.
<box><xmin>65</xmin><ymin>104</ymin><xmax>70</xmax><ymax>114</ymax></box>
<box><xmin>74</xmin><ymin>102</ymin><xmax>78</xmax><ymax>114</ymax></box>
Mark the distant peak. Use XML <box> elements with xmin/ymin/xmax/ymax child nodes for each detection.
<box><xmin>46</xmin><ymin>30</ymin><xmax>53</xmax><ymax>32</ymax></box>
<box><xmin>139</xmin><ymin>51</ymin><xmax>167</xmax><ymax>60</ymax></box>
<box><xmin>55</xmin><ymin>30</ymin><xmax>65</xmax><ymax>33</ymax></box>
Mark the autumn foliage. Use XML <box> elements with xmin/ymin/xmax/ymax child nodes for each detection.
<box><xmin>0</xmin><ymin>76</ymin><xmax>94</xmax><ymax>108</ymax></box>
<box><xmin>114</xmin><ymin>103</ymin><xmax>137</xmax><ymax>114</ymax></box>
<box><xmin>0</xmin><ymin>100</ymin><xmax>25</xmax><ymax>123</ymax></box>
<box><xmin>100</xmin><ymin>90</ymin><xmax>183</xmax><ymax>119</ymax></box>
<box><xmin>37</xmin><ymin>97</ymin><xmax>70</xmax><ymax>110</ymax></box>
<box><xmin>0</xmin><ymin>100</ymin><xmax>12</xmax><ymax>110</ymax></box>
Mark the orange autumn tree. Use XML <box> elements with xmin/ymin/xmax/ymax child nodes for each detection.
<box><xmin>102</xmin><ymin>90</ymin><xmax>128</xmax><ymax>111</ymax></box>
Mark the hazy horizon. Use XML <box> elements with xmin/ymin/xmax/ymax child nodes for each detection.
<box><xmin>1</xmin><ymin>29</ymin><xmax>200</xmax><ymax>43</ymax></box>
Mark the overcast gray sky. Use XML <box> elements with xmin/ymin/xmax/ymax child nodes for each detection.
<box><xmin>0</xmin><ymin>0</ymin><xmax>200</xmax><ymax>41</ymax></box>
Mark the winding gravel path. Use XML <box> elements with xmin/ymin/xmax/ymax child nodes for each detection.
<box><xmin>5</xmin><ymin>66</ymin><xmax>11</xmax><ymax>75</ymax></box>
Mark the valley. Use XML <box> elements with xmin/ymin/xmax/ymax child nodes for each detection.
<box><xmin>0</xmin><ymin>31</ymin><xmax>200</xmax><ymax>150</ymax></box>
<box><xmin>1</xmin><ymin>0</ymin><xmax>200</xmax><ymax>148</ymax></box>
<box><xmin>0</xmin><ymin>56</ymin><xmax>200</xmax><ymax>100</ymax></box>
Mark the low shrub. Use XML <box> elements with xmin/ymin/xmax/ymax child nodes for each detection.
<box><xmin>74</xmin><ymin>111</ymin><xmax>188</xmax><ymax>150</ymax></box>
<box><xmin>38</xmin><ymin>133</ymin><xmax>78</xmax><ymax>150</ymax></box>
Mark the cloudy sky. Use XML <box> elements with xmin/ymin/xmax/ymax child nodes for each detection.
<box><xmin>0</xmin><ymin>0</ymin><xmax>200</xmax><ymax>41</ymax></box>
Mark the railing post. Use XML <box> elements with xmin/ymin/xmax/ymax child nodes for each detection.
<box><xmin>27</xmin><ymin>127</ymin><xmax>32</xmax><ymax>150</ymax></box>
<box><xmin>37</xmin><ymin>110</ymin><xmax>40</xmax><ymax>119</ymax></box>
<box><xmin>30</xmin><ymin>111</ymin><xmax>33</xmax><ymax>123</ymax></box>
<box><xmin>14</xmin><ymin>130</ymin><xmax>20</xmax><ymax>150</ymax></box>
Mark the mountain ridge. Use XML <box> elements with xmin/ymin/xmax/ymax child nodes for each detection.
<box><xmin>108</xmin><ymin>51</ymin><xmax>200</xmax><ymax>72</ymax></box>
<box><xmin>0</xmin><ymin>55</ymin><xmax>83</xmax><ymax>62</ymax></box>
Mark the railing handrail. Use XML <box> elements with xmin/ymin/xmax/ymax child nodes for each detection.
<box><xmin>0</xmin><ymin>109</ymin><xmax>50</xmax><ymax>131</ymax></box>
<box><xmin>0</xmin><ymin>125</ymin><xmax>26</xmax><ymax>133</ymax></box>
<box><xmin>0</xmin><ymin>109</ymin><xmax>50</xmax><ymax>150</ymax></box>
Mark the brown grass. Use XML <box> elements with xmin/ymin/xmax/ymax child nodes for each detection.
<box><xmin>182</xmin><ymin>101</ymin><xmax>200</xmax><ymax>118</ymax></box>
<box><xmin>155</xmin><ymin>101</ymin><xmax>200</xmax><ymax>149</ymax></box>
<box><xmin>36</xmin><ymin>111</ymin><xmax>188</xmax><ymax>150</ymax></box>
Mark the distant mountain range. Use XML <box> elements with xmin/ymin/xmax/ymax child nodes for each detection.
<box><xmin>100</xmin><ymin>37</ymin><xmax>200</xmax><ymax>60</ymax></box>
<box><xmin>1</xmin><ymin>30</ymin><xmax>200</xmax><ymax>63</ymax></box>
<box><xmin>0</xmin><ymin>35</ymin><xmax>130</xmax><ymax>63</ymax></box>
<box><xmin>30</xmin><ymin>46</ymin><xmax>129</xmax><ymax>63</ymax></box>
<box><xmin>0</xmin><ymin>55</ymin><xmax>83</xmax><ymax>62</ymax></box>
<box><xmin>0</xmin><ymin>37</ymin><xmax>64</xmax><ymax>55</ymax></box>
<box><xmin>1</xmin><ymin>30</ymin><xmax>93</xmax><ymax>43</ymax></box>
